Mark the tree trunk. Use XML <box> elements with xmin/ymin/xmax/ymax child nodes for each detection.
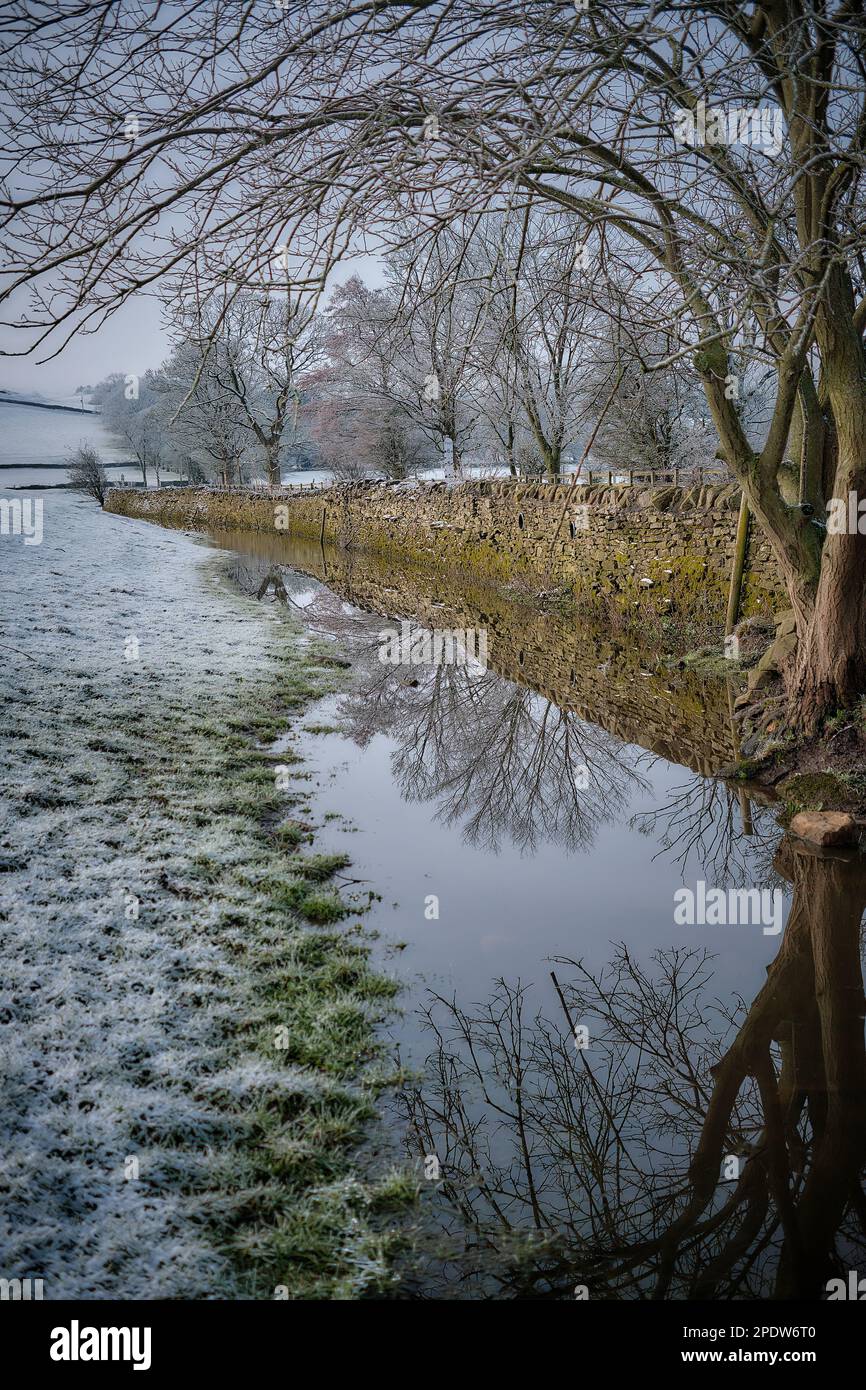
<box><xmin>265</xmin><ymin>441</ymin><xmax>281</xmax><ymax>486</ymax></box>
<box><xmin>740</xmin><ymin>483</ymin><xmax>820</xmax><ymax>635</ymax></box>
<box><xmin>792</xmin><ymin>271</ymin><xmax>866</xmax><ymax>731</ymax></box>
<box><xmin>794</xmin><ymin>501</ymin><xmax>866</xmax><ymax>732</ymax></box>
<box><xmin>708</xmin><ymin>270</ymin><xmax>866</xmax><ymax>736</ymax></box>
<box><xmin>505</xmin><ymin>421</ymin><xmax>517</xmax><ymax>477</ymax></box>
<box><xmin>533</xmin><ymin>429</ymin><xmax>559</xmax><ymax>480</ymax></box>
<box><xmin>544</xmin><ymin>443</ymin><xmax>561</xmax><ymax>481</ymax></box>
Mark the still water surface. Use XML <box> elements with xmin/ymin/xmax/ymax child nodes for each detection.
<box><xmin>199</xmin><ymin>526</ymin><xmax>866</xmax><ymax>1299</ymax></box>
<box><xmin>19</xmin><ymin>407</ymin><xmax>865</xmax><ymax>1298</ymax></box>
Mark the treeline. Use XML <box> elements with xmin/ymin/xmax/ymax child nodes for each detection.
<box><xmin>94</xmin><ymin>212</ymin><xmax>772</xmax><ymax>488</ymax></box>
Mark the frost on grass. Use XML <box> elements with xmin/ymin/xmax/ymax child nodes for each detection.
<box><xmin>0</xmin><ymin>494</ymin><xmax>405</xmax><ymax>1299</ymax></box>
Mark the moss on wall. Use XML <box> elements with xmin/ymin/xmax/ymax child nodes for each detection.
<box><xmin>107</xmin><ymin>480</ymin><xmax>787</xmax><ymax>626</ymax></box>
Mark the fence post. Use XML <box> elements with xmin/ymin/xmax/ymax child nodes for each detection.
<box><xmin>725</xmin><ymin>490</ymin><xmax>751</xmax><ymax>636</ymax></box>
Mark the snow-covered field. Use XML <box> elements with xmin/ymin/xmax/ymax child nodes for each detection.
<box><xmin>0</xmin><ymin>400</ymin><xmax>129</xmax><ymax>470</ymax></box>
<box><xmin>0</xmin><ymin>491</ymin><xmax>400</xmax><ymax>1299</ymax></box>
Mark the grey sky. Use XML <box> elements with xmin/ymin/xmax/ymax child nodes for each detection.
<box><xmin>0</xmin><ymin>254</ymin><xmax>385</xmax><ymax>398</ymax></box>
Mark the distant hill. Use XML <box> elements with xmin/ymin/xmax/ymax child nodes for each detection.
<box><xmin>0</xmin><ymin>389</ymin><xmax>98</xmax><ymax>414</ymax></box>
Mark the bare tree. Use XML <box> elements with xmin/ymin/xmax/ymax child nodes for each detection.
<box><xmin>313</xmin><ymin>276</ymin><xmax>432</xmax><ymax>479</ymax></box>
<box><xmin>584</xmin><ymin>317</ymin><xmax>718</xmax><ymax>479</ymax></box>
<box><xmin>152</xmin><ymin>342</ymin><xmax>253</xmax><ymax>486</ymax></box>
<box><xmin>67</xmin><ymin>444</ymin><xmax>108</xmax><ymax>506</ymax></box>
<box><xmin>3</xmin><ymin>3</ymin><xmax>866</xmax><ymax>728</ymax></box>
<box><xmin>461</xmin><ymin>208</ymin><xmax>595</xmax><ymax>478</ymax></box>
<box><xmin>92</xmin><ymin>372</ymin><xmax>169</xmax><ymax>487</ymax></box>
<box><xmin>169</xmin><ymin>283</ymin><xmax>325</xmax><ymax>484</ymax></box>
<box><xmin>319</xmin><ymin>247</ymin><xmax>488</xmax><ymax>478</ymax></box>
<box><xmin>383</xmin><ymin>235</ymin><xmax>490</xmax><ymax>475</ymax></box>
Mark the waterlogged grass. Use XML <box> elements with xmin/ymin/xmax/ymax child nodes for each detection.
<box><xmin>128</xmin><ymin>649</ymin><xmax>412</xmax><ymax>1297</ymax></box>
<box><xmin>285</xmin><ymin>852</ymin><xmax>352</xmax><ymax>881</ymax></box>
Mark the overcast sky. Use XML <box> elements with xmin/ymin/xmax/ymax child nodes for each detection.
<box><xmin>0</xmin><ymin>293</ymin><xmax>166</xmax><ymax>397</ymax></box>
<box><xmin>0</xmin><ymin>253</ymin><xmax>385</xmax><ymax>399</ymax></box>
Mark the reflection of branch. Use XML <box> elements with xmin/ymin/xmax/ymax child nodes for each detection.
<box><xmin>341</xmin><ymin>664</ymin><xmax>650</xmax><ymax>854</ymax></box>
<box><xmin>630</xmin><ymin>772</ymin><xmax>781</xmax><ymax>888</ymax></box>
<box><xmin>403</xmin><ymin>845</ymin><xmax>866</xmax><ymax>1299</ymax></box>
<box><xmin>256</xmin><ymin>569</ymin><xmax>288</xmax><ymax>603</ymax></box>
<box><xmin>229</xmin><ymin>548</ymin><xmax>727</xmax><ymax>857</ymax></box>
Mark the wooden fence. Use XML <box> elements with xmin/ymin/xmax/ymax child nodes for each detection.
<box><xmin>188</xmin><ymin>466</ymin><xmax>731</xmax><ymax>495</ymax></box>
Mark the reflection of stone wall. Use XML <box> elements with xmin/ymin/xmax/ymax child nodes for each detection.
<box><xmin>220</xmin><ymin>530</ymin><xmax>739</xmax><ymax>776</ymax></box>
<box><xmin>108</xmin><ymin>478</ymin><xmax>786</xmax><ymax>623</ymax></box>
<box><xmin>318</xmin><ymin>546</ymin><xmax>738</xmax><ymax>775</ymax></box>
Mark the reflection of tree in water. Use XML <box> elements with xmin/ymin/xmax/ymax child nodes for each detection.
<box><xmin>230</xmin><ymin>554</ymin><xmax>700</xmax><ymax>855</ymax></box>
<box><xmin>403</xmin><ymin>843</ymin><xmax>866</xmax><ymax>1299</ymax></box>
<box><xmin>631</xmin><ymin>771</ymin><xmax>784</xmax><ymax>891</ymax></box>
<box><xmin>336</xmin><ymin>660</ymin><xmax>652</xmax><ymax>854</ymax></box>
<box><xmin>231</xmin><ymin>557</ymin><xmax>375</xmax><ymax>646</ymax></box>
<box><xmin>229</xmin><ymin>548</ymin><xmax>866</xmax><ymax>1295</ymax></box>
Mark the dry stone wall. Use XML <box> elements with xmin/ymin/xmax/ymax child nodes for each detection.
<box><xmin>107</xmin><ymin>478</ymin><xmax>787</xmax><ymax>621</ymax></box>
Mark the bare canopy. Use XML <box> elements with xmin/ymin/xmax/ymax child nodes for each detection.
<box><xmin>3</xmin><ymin>1</ymin><xmax>866</xmax><ymax>728</ymax></box>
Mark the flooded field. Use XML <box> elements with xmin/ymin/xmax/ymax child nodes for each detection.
<box><xmin>4</xmin><ymin>492</ymin><xmax>865</xmax><ymax>1302</ymax></box>
<box><xmin>202</xmin><ymin>527</ymin><xmax>866</xmax><ymax>1299</ymax></box>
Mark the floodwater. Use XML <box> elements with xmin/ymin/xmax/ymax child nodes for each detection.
<box><xmin>200</xmin><ymin>525</ymin><xmax>866</xmax><ymax>1300</ymax></box>
<box><xmin>6</xmin><ymin>430</ymin><xmax>864</xmax><ymax>1299</ymax></box>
